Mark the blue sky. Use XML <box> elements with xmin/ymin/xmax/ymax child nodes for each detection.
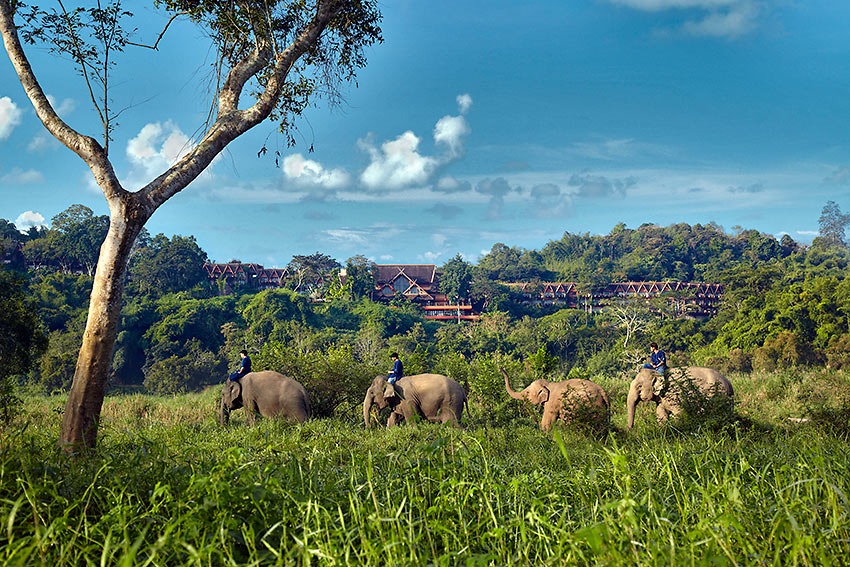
<box><xmin>1</xmin><ymin>0</ymin><xmax>849</xmax><ymax>268</ymax></box>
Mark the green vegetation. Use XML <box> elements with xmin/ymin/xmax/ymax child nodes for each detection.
<box><xmin>2</xmin><ymin>202</ymin><xmax>850</xmax><ymax>563</ymax></box>
<box><xmin>2</xmin><ymin>369</ymin><xmax>849</xmax><ymax>565</ymax></box>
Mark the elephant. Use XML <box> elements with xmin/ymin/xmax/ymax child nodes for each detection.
<box><xmin>220</xmin><ymin>371</ymin><xmax>310</xmax><ymax>425</ymax></box>
<box><xmin>503</xmin><ymin>369</ymin><xmax>610</xmax><ymax>431</ymax></box>
<box><xmin>626</xmin><ymin>366</ymin><xmax>734</xmax><ymax>429</ymax></box>
<box><xmin>363</xmin><ymin>374</ymin><xmax>467</xmax><ymax>428</ymax></box>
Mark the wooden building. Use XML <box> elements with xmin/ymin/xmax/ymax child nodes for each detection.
<box><xmin>372</xmin><ymin>264</ymin><xmax>479</xmax><ymax>320</ymax></box>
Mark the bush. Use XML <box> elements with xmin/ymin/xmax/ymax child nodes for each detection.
<box><xmin>256</xmin><ymin>342</ymin><xmax>376</xmax><ymax>419</ymax></box>
<box><xmin>826</xmin><ymin>334</ymin><xmax>850</xmax><ymax>370</ymax></box>
<box><xmin>668</xmin><ymin>369</ymin><xmax>739</xmax><ymax>433</ymax></box>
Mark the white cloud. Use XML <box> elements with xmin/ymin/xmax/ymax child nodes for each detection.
<box><xmin>0</xmin><ymin>97</ymin><xmax>22</xmax><ymax>140</ymax></box>
<box><xmin>421</xmin><ymin>251</ymin><xmax>442</xmax><ymax>262</ymax></box>
<box><xmin>611</xmin><ymin>0</ymin><xmax>740</xmax><ymax>10</ymax></box>
<box><xmin>359</xmin><ymin>131</ymin><xmax>438</xmax><ymax>190</ymax></box>
<box><xmin>125</xmin><ymin>120</ymin><xmax>211</xmax><ymax>191</ymax></box>
<box><xmin>0</xmin><ymin>167</ymin><xmax>45</xmax><ymax>184</ymax></box>
<box><xmin>27</xmin><ymin>133</ymin><xmax>60</xmax><ymax>152</ymax></box>
<box><xmin>434</xmin><ymin>115</ymin><xmax>470</xmax><ymax>157</ymax></box>
<box><xmin>609</xmin><ymin>0</ymin><xmax>760</xmax><ymax>39</ymax></box>
<box><xmin>359</xmin><ymin>94</ymin><xmax>473</xmax><ymax>191</ymax></box>
<box><xmin>682</xmin><ymin>2</ymin><xmax>758</xmax><ymax>38</ymax></box>
<box><xmin>283</xmin><ymin>153</ymin><xmax>350</xmax><ymax>189</ymax></box>
<box><xmin>46</xmin><ymin>95</ymin><xmax>75</xmax><ymax>118</ymax></box>
<box><xmin>14</xmin><ymin>211</ymin><xmax>47</xmax><ymax>231</ymax></box>
<box><xmin>457</xmin><ymin>93</ymin><xmax>473</xmax><ymax>114</ymax></box>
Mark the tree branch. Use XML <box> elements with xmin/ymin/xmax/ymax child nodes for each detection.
<box><xmin>125</xmin><ymin>11</ymin><xmax>185</xmax><ymax>50</ymax></box>
<box><xmin>139</xmin><ymin>0</ymin><xmax>341</xmax><ymax>209</ymax></box>
<box><xmin>0</xmin><ymin>0</ymin><xmax>124</xmax><ymax>202</ymax></box>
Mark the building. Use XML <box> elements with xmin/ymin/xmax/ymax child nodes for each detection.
<box><xmin>507</xmin><ymin>281</ymin><xmax>724</xmax><ymax>318</ymax></box>
<box><xmin>372</xmin><ymin>264</ymin><xmax>479</xmax><ymax>321</ymax></box>
<box><xmin>204</xmin><ymin>262</ymin><xmax>288</xmax><ymax>293</ymax></box>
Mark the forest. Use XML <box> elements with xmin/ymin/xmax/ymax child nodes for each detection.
<box><xmin>2</xmin><ymin>201</ymin><xmax>849</xmax><ymax>418</ymax></box>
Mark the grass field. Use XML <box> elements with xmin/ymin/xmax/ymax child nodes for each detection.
<box><xmin>2</xmin><ymin>370</ymin><xmax>850</xmax><ymax>565</ymax></box>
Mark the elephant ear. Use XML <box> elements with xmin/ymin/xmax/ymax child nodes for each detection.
<box><xmin>652</xmin><ymin>374</ymin><xmax>666</xmax><ymax>397</ymax></box>
<box><xmin>536</xmin><ymin>386</ymin><xmax>550</xmax><ymax>404</ymax></box>
<box><xmin>383</xmin><ymin>382</ymin><xmax>399</xmax><ymax>401</ymax></box>
<box><xmin>230</xmin><ymin>380</ymin><xmax>243</xmax><ymax>401</ymax></box>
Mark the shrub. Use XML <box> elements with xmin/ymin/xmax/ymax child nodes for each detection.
<box><xmin>668</xmin><ymin>369</ymin><xmax>738</xmax><ymax>433</ymax></box>
<box><xmin>256</xmin><ymin>341</ymin><xmax>376</xmax><ymax>419</ymax></box>
<box><xmin>825</xmin><ymin>334</ymin><xmax>850</xmax><ymax>370</ymax></box>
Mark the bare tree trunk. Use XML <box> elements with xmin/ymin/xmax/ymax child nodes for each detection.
<box><xmin>59</xmin><ymin>201</ymin><xmax>146</xmax><ymax>452</ymax></box>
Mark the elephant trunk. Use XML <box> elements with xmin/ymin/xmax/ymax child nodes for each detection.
<box><xmin>219</xmin><ymin>397</ymin><xmax>230</xmax><ymax>426</ymax></box>
<box><xmin>502</xmin><ymin>368</ymin><xmax>524</xmax><ymax>400</ymax></box>
<box><xmin>363</xmin><ymin>391</ymin><xmax>374</xmax><ymax>429</ymax></box>
<box><xmin>626</xmin><ymin>385</ymin><xmax>639</xmax><ymax>430</ymax></box>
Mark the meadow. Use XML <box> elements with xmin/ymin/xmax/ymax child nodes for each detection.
<box><xmin>1</xmin><ymin>369</ymin><xmax>850</xmax><ymax>566</ymax></box>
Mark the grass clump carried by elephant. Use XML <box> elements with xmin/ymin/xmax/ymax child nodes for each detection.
<box><xmin>626</xmin><ymin>366</ymin><xmax>735</xmax><ymax>430</ymax></box>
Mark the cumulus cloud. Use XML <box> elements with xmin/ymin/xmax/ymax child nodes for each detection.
<box><xmin>476</xmin><ymin>177</ymin><xmax>515</xmax><ymax>219</ymax></box>
<box><xmin>457</xmin><ymin>93</ymin><xmax>473</xmax><ymax>114</ymax></box>
<box><xmin>528</xmin><ymin>183</ymin><xmax>573</xmax><ymax>218</ymax></box>
<box><xmin>433</xmin><ymin>115</ymin><xmax>470</xmax><ymax>157</ymax></box>
<box><xmin>46</xmin><ymin>95</ymin><xmax>75</xmax><ymax>118</ymax></box>
<box><xmin>359</xmin><ymin>94</ymin><xmax>473</xmax><ymax>191</ymax></box>
<box><xmin>125</xmin><ymin>120</ymin><xmax>212</xmax><ymax>191</ymax></box>
<box><xmin>683</xmin><ymin>2</ymin><xmax>758</xmax><ymax>38</ymax></box>
<box><xmin>127</xmin><ymin>121</ymin><xmax>192</xmax><ymax>173</ymax></box>
<box><xmin>359</xmin><ymin>131</ymin><xmax>438</xmax><ymax>190</ymax></box>
<box><xmin>609</xmin><ymin>0</ymin><xmax>760</xmax><ymax>39</ymax></box>
<box><xmin>27</xmin><ymin>133</ymin><xmax>60</xmax><ymax>152</ymax></box>
<box><xmin>283</xmin><ymin>153</ymin><xmax>351</xmax><ymax>190</ymax></box>
<box><xmin>0</xmin><ymin>167</ymin><xmax>45</xmax><ymax>184</ymax></box>
<box><xmin>434</xmin><ymin>175</ymin><xmax>473</xmax><ymax>193</ymax></box>
<box><xmin>568</xmin><ymin>173</ymin><xmax>637</xmax><ymax>198</ymax></box>
<box><xmin>0</xmin><ymin>97</ymin><xmax>22</xmax><ymax>140</ymax></box>
<box><xmin>14</xmin><ymin>211</ymin><xmax>47</xmax><ymax>231</ymax></box>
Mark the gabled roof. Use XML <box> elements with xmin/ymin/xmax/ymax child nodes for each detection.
<box><xmin>374</xmin><ymin>264</ymin><xmax>437</xmax><ymax>286</ymax></box>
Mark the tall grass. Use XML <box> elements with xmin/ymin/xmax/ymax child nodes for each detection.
<box><xmin>1</xmin><ymin>372</ymin><xmax>849</xmax><ymax>565</ymax></box>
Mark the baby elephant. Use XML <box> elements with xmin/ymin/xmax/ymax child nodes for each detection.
<box><xmin>626</xmin><ymin>366</ymin><xmax>733</xmax><ymax>429</ymax></box>
<box><xmin>220</xmin><ymin>371</ymin><xmax>310</xmax><ymax>425</ymax></box>
<box><xmin>503</xmin><ymin>369</ymin><xmax>610</xmax><ymax>431</ymax></box>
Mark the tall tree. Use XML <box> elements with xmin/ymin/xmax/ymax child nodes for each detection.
<box><xmin>127</xmin><ymin>233</ymin><xmax>208</xmax><ymax>296</ymax></box>
<box><xmin>439</xmin><ymin>253</ymin><xmax>473</xmax><ymax>303</ymax></box>
<box><xmin>1</xmin><ymin>0</ymin><xmax>381</xmax><ymax>451</ymax></box>
<box><xmin>818</xmin><ymin>201</ymin><xmax>850</xmax><ymax>247</ymax></box>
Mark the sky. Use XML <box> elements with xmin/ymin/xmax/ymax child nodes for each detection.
<box><xmin>1</xmin><ymin>0</ymin><xmax>849</xmax><ymax>268</ymax></box>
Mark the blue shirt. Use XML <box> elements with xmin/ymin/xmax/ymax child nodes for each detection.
<box><xmin>650</xmin><ymin>350</ymin><xmax>666</xmax><ymax>368</ymax></box>
<box><xmin>388</xmin><ymin>359</ymin><xmax>403</xmax><ymax>382</ymax></box>
<box><xmin>237</xmin><ymin>355</ymin><xmax>251</xmax><ymax>377</ymax></box>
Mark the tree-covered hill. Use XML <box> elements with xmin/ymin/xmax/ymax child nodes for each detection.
<box><xmin>1</xmin><ymin>202</ymin><xmax>849</xmax><ymax>405</ymax></box>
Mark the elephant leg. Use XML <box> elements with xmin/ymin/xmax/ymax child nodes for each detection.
<box><xmin>655</xmin><ymin>403</ymin><xmax>670</xmax><ymax>424</ymax></box>
<box><xmin>387</xmin><ymin>411</ymin><xmax>403</xmax><ymax>428</ymax></box>
<box><xmin>438</xmin><ymin>407</ymin><xmax>460</xmax><ymax>427</ymax></box>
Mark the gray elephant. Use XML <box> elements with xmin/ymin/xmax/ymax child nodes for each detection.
<box><xmin>503</xmin><ymin>369</ymin><xmax>610</xmax><ymax>431</ymax></box>
<box><xmin>363</xmin><ymin>374</ymin><xmax>467</xmax><ymax>428</ymax></box>
<box><xmin>626</xmin><ymin>366</ymin><xmax>734</xmax><ymax>429</ymax></box>
<box><xmin>220</xmin><ymin>371</ymin><xmax>310</xmax><ymax>425</ymax></box>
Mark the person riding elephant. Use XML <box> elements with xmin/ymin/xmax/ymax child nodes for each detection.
<box><xmin>363</xmin><ymin>373</ymin><xmax>467</xmax><ymax>428</ymax></box>
<box><xmin>220</xmin><ymin>370</ymin><xmax>310</xmax><ymax>425</ymax></box>
<box><xmin>626</xmin><ymin>366</ymin><xmax>734</xmax><ymax>430</ymax></box>
<box><xmin>502</xmin><ymin>368</ymin><xmax>610</xmax><ymax>431</ymax></box>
